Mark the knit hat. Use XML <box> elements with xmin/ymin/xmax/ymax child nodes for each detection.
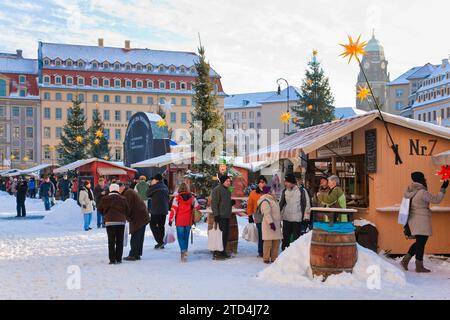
<box><xmin>258</xmin><ymin>175</ymin><xmax>268</xmax><ymax>184</ymax></box>
<box><xmin>411</xmin><ymin>172</ymin><xmax>426</xmax><ymax>184</ymax></box>
<box><xmin>219</xmin><ymin>175</ymin><xmax>231</xmax><ymax>184</ymax></box>
<box><xmin>284</xmin><ymin>173</ymin><xmax>297</xmax><ymax>184</ymax></box>
<box><xmin>320</xmin><ymin>175</ymin><xmax>329</xmax><ymax>182</ymax></box>
<box><xmin>153</xmin><ymin>173</ymin><xmax>163</xmax><ymax>181</ymax></box>
<box><xmin>139</xmin><ymin>175</ymin><xmax>146</xmax><ymax>181</ymax></box>
<box><xmin>109</xmin><ymin>183</ymin><xmax>120</xmax><ymax>193</ymax></box>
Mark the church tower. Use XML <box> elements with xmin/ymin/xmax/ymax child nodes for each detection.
<box><xmin>356</xmin><ymin>31</ymin><xmax>390</xmax><ymax>111</ymax></box>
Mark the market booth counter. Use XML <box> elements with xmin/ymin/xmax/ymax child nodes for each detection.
<box><xmin>248</xmin><ymin>111</ymin><xmax>450</xmax><ymax>254</ymax></box>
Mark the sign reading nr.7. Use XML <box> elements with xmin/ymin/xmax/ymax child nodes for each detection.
<box><xmin>409</xmin><ymin>139</ymin><xmax>437</xmax><ymax>156</ymax></box>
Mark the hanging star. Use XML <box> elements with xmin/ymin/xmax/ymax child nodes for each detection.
<box><xmin>95</xmin><ymin>130</ymin><xmax>103</xmax><ymax>138</ymax></box>
<box><xmin>306</xmin><ymin>79</ymin><xmax>313</xmax><ymax>86</ymax></box>
<box><xmin>157</xmin><ymin>119</ymin><xmax>167</xmax><ymax>128</ymax></box>
<box><xmin>307</xmin><ymin>105</ymin><xmax>314</xmax><ymax>111</ymax></box>
<box><xmin>75</xmin><ymin>136</ymin><xmax>83</xmax><ymax>143</ymax></box>
<box><xmin>437</xmin><ymin>165</ymin><xmax>450</xmax><ymax>181</ymax></box>
<box><xmin>312</xmin><ymin>49</ymin><xmax>318</xmax><ymax>56</ymax></box>
<box><xmin>339</xmin><ymin>34</ymin><xmax>367</xmax><ymax>64</ymax></box>
<box><xmin>357</xmin><ymin>84</ymin><xmax>371</xmax><ymax>102</ymax></box>
<box><xmin>280</xmin><ymin>112</ymin><xmax>291</xmax><ymax>123</ymax></box>
<box><xmin>94</xmin><ymin>138</ymin><xmax>100</xmax><ymax>145</ymax></box>
<box><xmin>103</xmin><ymin>155</ymin><xmax>109</xmax><ymax>160</ymax></box>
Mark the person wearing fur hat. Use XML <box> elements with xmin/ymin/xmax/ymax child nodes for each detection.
<box><xmin>279</xmin><ymin>173</ymin><xmax>311</xmax><ymax>251</ymax></box>
<box><xmin>247</xmin><ymin>175</ymin><xmax>269</xmax><ymax>258</ymax></box>
<box><xmin>400</xmin><ymin>172</ymin><xmax>448</xmax><ymax>273</ymax></box>
<box><xmin>79</xmin><ymin>180</ymin><xmax>96</xmax><ymax>231</ymax></box>
<box><xmin>98</xmin><ymin>183</ymin><xmax>130</xmax><ymax>264</ymax></box>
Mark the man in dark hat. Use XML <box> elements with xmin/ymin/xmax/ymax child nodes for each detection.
<box><xmin>211</xmin><ymin>175</ymin><xmax>234</xmax><ymax>260</ymax></box>
<box><xmin>147</xmin><ymin>173</ymin><xmax>169</xmax><ymax>249</ymax></box>
<box><xmin>313</xmin><ymin>175</ymin><xmax>330</xmax><ymax>207</ymax></box>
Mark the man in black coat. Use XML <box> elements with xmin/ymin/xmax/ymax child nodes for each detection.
<box><xmin>16</xmin><ymin>178</ymin><xmax>28</xmax><ymax>217</ymax></box>
<box><xmin>146</xmin><ymin>173</ymin><xmax>169</xmax><ymax>249</ymax></box>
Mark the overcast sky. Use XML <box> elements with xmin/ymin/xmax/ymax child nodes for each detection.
<box><xmin>1</xmin><ymin>0</ymin><xmax>449</xmax><ymax>107</ymax></box>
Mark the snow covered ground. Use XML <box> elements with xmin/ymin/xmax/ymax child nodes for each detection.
<box><xmin>0</xmin><ymin>191</ymin><xmax>449</xmax><ymax>300</ymax></box>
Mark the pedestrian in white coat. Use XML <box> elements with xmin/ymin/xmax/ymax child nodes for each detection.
<box><xmin>258</xmin><ymin>193</ymin><xmax>283</xmax><ymax>264</ymax></box>
<box><xmin>79</xmin><ymin>180</ymin><xmax>96</xmax><ymax>231</ymax></box>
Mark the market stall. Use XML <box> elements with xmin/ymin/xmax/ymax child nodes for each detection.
<box><xmin>247</xmin><ymin>110</ymin><xmax>450</xmax><ymax>254</ymax></box>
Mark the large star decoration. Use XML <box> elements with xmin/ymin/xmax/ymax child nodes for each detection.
<box><xmin>94</xmin><ymin>138</ymin><xmax>100</xmax><ymax>145</ymax></box>
<box><xmin>75</xmin><ymin>136</ymin><xmax>83</xmax><ymax>143</ymax></box>
<box><xmin>357</xmin><ymin>84</ymin><xmax>371</xmax><ymax>102</ymax></box>
<box><xmin>95</xmin><ymin>130</ymin><xmax>104</xmax><ymax>138</ymax></box>
<box><xmin>157</xmin><ymin>119</ymin><xmax>167</xmax><ymax>128</ymax></box>
<box><xmin>280</xmin><ymin>112</ymin><xmax>291</xmax><ymax>124</ymax></box>
<box><xmin>312</xmin><ymin>49</ymin><xmax>318</xmax><ymax>56</ymax></box>
<box><xmin>437</xmin><ymin>165</ymin><xmax>450</xmax><ymax>181</ymax></box>
<box><xmin>339</xmin><ymin>35</ymin><xmax>367</xmax><ymax>64</ymax></box>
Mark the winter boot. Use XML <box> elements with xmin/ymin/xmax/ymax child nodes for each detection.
<box><xmin>400</xmin><ymin>253</ymin><xmax>412</xmax><ymax>271</ymax></box>
<box><xmin>181</xmin><ymin>251</ymin><xmax>188</xmax><ymax>262</ymax></box>
<box><xmin>415</xmin><ymin>260</ymin><xmax>431</xmax><ymax>273</ymax></box>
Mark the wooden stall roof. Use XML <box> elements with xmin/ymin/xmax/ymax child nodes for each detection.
<box><xmin>54</xmin><ymin>158</ymin><xmax>137</xmax><ymax>174</ymax></box>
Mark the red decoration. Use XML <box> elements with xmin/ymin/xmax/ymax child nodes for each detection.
<box><xmin>437</xmin><ymin>165</ymin><xmax>450</xmax><ymax>181</ymax></box>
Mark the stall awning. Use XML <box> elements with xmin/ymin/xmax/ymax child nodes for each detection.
<box><xmin>432</xmin><ymin>150</ymin><xmax>450</xmax><ymax>166</ymax></box>
<box><xmin>97</xmin><ymin>167</ymin><xmax>128</xmax><ymax>176</ymax></box>
<box><xmin>131</xmin><ymin>152</ymin><xmax>194</xmax><ymax>168</ymax></box>
<box><xmin>246</xmin><ymin>110</ymin><xmax>450</xmax><ymax>162</ymax></box>
<box><xmin>54</xmin><ymin>158</ymin><xmax>137</xmax><ymax>174</ymax></box>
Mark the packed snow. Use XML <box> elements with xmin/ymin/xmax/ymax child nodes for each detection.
<box><xmin>0</xmin><ymin>191</ymin><xmax>449</xmax><ymax>299</ymax></box>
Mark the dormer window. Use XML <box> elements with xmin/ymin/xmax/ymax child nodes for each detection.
<box><xmin>77</xmin><ymin>77</ymin><xmax>85</xmax><ymax>86</ymax></box>
<box><xmin>92</xmin><ymin>62</ymin><xmax>98</xmax><ymax>69</ymax></box>
<box><xmin>43</xmin><ymin>76</ymin><xmax>50</xmax><ymax>84</ymax></box>
<box><xmin>146</xmin><ymin>64</ymin><xmax>153</xmax><ymax>72</ymax></box>
<box><xmin>190</xmin><ymin>67</ymin><xmax>195</xmax><ymax>73</ymax></box>
<box><xmin>169</xmin><ymin>66</ymin><xmax>176</xmax><ymax>73</ymax></box>
<box><xmin>66</xmin><ymin>60</ymin><xmax>73</xmax><ymax>67</ymax></box>
<box><xmin>55</xmin><ymin>59</ymin><xmax>62</xmax><ymax>66</ymax></box>
<box><xmin>125</xmin><ymin>63</ymin><xmax>132</xmax><ymax>71</ymax></box>
<box><xmin>77</xmin><ymin>60</ymin><xmax>84</xmax><ymax>68</ymax></box>
<box><xmin>147</xmin><ymin>80</ymin><xmax>154</xmax><ymax>89</ymax></box>
<box><xmin>102</xmin><ymin>62</ymin><xmax>110</xmax><ymax>69</ymax></box>
<box><xmin>159</xmin><ymin>65</ymin><xmax>165</xmax><ymax>73</ymax></box>
<box><xmin>136</xmin><ymin>64</ymin><xmax>142</xmax><ymax>71</ymax></box>
<box><xmin>114</xmin><ymin>63</ymin><xmax>121</xmax><ymax>70</ymax></box>
<box><xmin>43</xmin><ymin>58</ymin><xmax>50</xmax><ymax>66</ymax></box>
<box><xmin>180</xmin><ymin>67</ymin><xmax>186</xmax><ymax>73</ymax></box>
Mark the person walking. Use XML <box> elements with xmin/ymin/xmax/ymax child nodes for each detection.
<box><xmin>28</xmin><ymin>177</ymin><xmax>37</xmax><ymax>198</ymax></box>
<box><xmin>169</xmin><ymin>183</ymin><xmax>201</xmax><ymax>262</ymax></box>
<box><xmin>120</xmin><ymin>183</ymin><xmax>150</xmax><ymax>261</ymax></box>
<box><xmin>134</xmin><ymin>176</ymin><xmax>149</xmax><ymax>206</ymax></box>
<box><xmin>94</xmin><ymin>178</ymin><xmax>108</xmax><ymax>228</ymax></box>
<box><xmin>79</xmin><ymin>180</ymin><xmax>96</xmax><ymax>231</ymax></box>
<box><xmin>39</xmin><ymin>176</ymin><xmax>55</xmax><ymax>211</ymax></box>
<box><xmin>16</xmin><ymin>178</ymin><xmax>28</xmax><ymax>218</ymax></box>
<box><xmin>258</xmin><ymin>192</ymin><xmax>282</xmax><ymax>264</ymax></box>
<box><xmin>279</xmin><ymin>173</ymin><xmax>311</xmax><ymax>251</ymax></box>
<box><xmin>400</xmin><ymin>172</ymin><xmax>448</xmax><ymax>273</ymax></box>
<box><xmin>98</xmin><ymin>183</ymin><xmax>130</xmax><ymax>265</ymax></box>
<box><xmin>58</xmin><ymin>175</ymin><xmax>72</xmax><ymax>201</ymax></box>
<box><xmin>246</xmin><ymin>175</ymin><xmax>268</xmax><ymax>258</ymax></box>
<box><xmin>211</xmin><ymin>175</ymin><xmax>234</xmax><ymax>260</ymax></box>
<box><xmin>147</xmin><ymin>174</ymin><xmax>169</xmax><ymax>249</ymax></box>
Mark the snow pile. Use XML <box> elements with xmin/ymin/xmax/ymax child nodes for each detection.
<box><xmin>258</xmin><ymin>231</ymin><xmax>406</xmax><ymax>288</ymax></box>
<box><xmin>44</xmin><ymin>199</ymin><xmax>82</xmax><ymax>230</ymax></box>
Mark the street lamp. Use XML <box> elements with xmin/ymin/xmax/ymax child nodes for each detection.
<box><xmin>277</xmin><ymin>78</ymin><xmax>290</xmax><ymax>136</ymax></box>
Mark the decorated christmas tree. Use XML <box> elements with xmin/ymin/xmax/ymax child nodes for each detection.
<box><xmin>292</xmin><ymin>50</ymin><xmax>335</xmax><ymax>128</ymax></box>
<box><xmin>57</xmin><ymin>99</ymin><xmax>88</xmax><ymax>165</ymax></box>
<box><xmin>88</xmin><ymin>109</ymin><xmax>110</xmax><ymax>160</ymax></box>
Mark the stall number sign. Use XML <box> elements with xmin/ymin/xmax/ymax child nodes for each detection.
<box><xmin>409</xmin><ymin>139</ymin><xmax>437</xmax><ymax>156</ymax></box>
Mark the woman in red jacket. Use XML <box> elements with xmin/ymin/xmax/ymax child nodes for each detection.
<box><xmin>169</xmin><ymin>183</ymin><xmax>200</xmax><ymax>262</ymax></box>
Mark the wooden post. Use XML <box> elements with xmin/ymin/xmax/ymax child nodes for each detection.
<box><xmin>331</xmin><ymin>157</ymin><xmax>337</xmax><ymax>175</ymax></box>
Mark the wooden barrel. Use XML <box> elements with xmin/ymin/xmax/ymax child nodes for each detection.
<box><xmin>207</xmin><ymin>213</ymin><xmax>239</xmax><ymax>254</ymax></box>
<box><xmin>310</xmin><ymin>229</ymin><xmax>357</xmax><ymax>279</ymax></box>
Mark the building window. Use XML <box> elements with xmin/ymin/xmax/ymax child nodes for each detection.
<box><xmin>428</xmin><ymin>112</ymin><xmax>431</xmax><ymax>122</ymax></box>
<box><xmin>257</xmin><ymin>112</ymin><xmax>261</xmax><ymax>118</ymax></box>
<box><xmin>181</xmin><ymin>112</ymin><xmax>187</xmax><ymax>124</ymax></box>
<box><xmin>169</xmin><ymin>66</ymin><xmax>175</xmax><ymax>73</ymax></box>
<box><xmin>125</xmin><ymin>80</ymin><xmax>132</xmax><ymax>88</ymax></box>
<box><xmin>159</xmin><ymin>66</ymin><xmax>165</xmax><ymax>73</ymax></box>
<box><xmin>67</xmin><ymin>109</ymin><xmax>72</xmax><ymax>119</ymax></box>
<box><xmin>148</xmin><ymin>97</ymin><xmax>154</xmax><ymax>105</ymax></box>
<box><xmin>115</xmin><ymin>129</ymin><xmax>121</xmax><ymax>140</ymax></box>
<box><xmin>447</xmin><ymin>107</ymin><xmax>450</xmax><ymax>119</ymax></box>
<box><xmin>418</xmin><ymin>114</ymin><xmax>421</xmax><ymax>121</ymax></box>
<box><xmin>250</xmin><ymin>122</ymin><xmax>255</xmax><ymax>129</ymax></box>
<box><xmin>170</xmin><ymin>112</ymin><xmax>176</xmax><ymax>123</ymax></box>
<box><xmin>44</xmin><ymin>108</ymin><xmax>51</xmax><ymax>119</ymax></box>
<box><xmin>55</xmin><ymin>108</ymin><xmax>62</xmax><ymax>120</ymax></box>
<box><xmin>227</xmin><ymin>112</ymin><xmax>231</xmax><ymax>120</ymax></box>
<box><xmin>104</xmin><ymin>110</ymin><xmax>110</xmax><ymax>121</ymax></box>
<box><xmin>115</xmin><ymin>110</ymin><xmax>121</xmax><ymax>122</ymax></box>
<box><xmin>396</xmin><ymin>89</ymin><xmax>404</xmax><ymax>97</ymax></box>
<box><xmin>180</xmin><ymin>67</ymin><xmax>186</xmax><ymax>74</ymax></box>
<box><xmin>66</xmin><ymin>76</ymin><xmax>73</xmax><ymax>86</ymax></box>
<box><xmin>181</xmin><ymin>98</ymin><xmax>187</xmax><ymax>106</ymax></box>
<box><xmin>43</xmin><ymin>76</ymin><xmax>50</xmax><ymax>84</ymax></box>
<box><xmin>192</xmin><ymin>98</ymin><xmax>196</xmax><ymax>106</ymax></box>
<box><xmin>115</xmin><ymin>148</ymin><xmax>121</xmax><ymax>160</ymax></box>
<box><xmin>147</xmin><ymin>80</ymin><xmax>154</xmax><ymax>89</ymax></box>
<box><xmin>171</xmin><ymin>98</ymin><xmax>176</xmax><ymax>105</ymax></box>
<box><xmin>441</xmin><ymin>109</ymin><xmax>445</xmax><ymax>120</ymax></box>
<box><xmin>190</xmin><ymin>67</ymin><xmax>195</xmax><ymax>73</ymax></box>
<box><xmin>114</xmin><ymin>63</ymin><xmax>121</xmax><ymax>70</ymax></box>
<box><xmin>242</xmin><ymin>111</ymin><xmax>246</xmax><ymax>119</ymax></box>
<box><xmin>92</xmin><ymin>78</ymin><xmax>99</xmax><ymax>86</ymax></box>
<box><xmin>180</xmin><ymin>82</ymin><xmax>186</xmax><ymax>90</ymax></box>
<box><xmin>66</xmin><ymin>60</ymin><xmax>73</xmax><ymax>67</ymax></box>
<box><xmin>43</xmin><ymin>146</ymin><xmax>50</xmax><ymax>160</ymax></box>
<box><xmin>12</xmin><ymin>107</ymin><xmax>20</xmax><ymax>117</ymax></box>
<box><xmin>55</xmin><ymin>76</ymin><xmax>62</xmax><ymax>85</ymax></box>
<box><xmin>433</xmin><ymin>110</ymin><xmax>437</xmax><ymax>121</ymax></box>
<box><xmin>19</xmin><ymin>89</ymin><xmax>26</xmax><ymax>97</ymax></box>
<box><xmin>137</xmin><ymin>96</ymin><xmax>143</xmax><ymax>104</ymax></box>
<box><xmin>103</xmin><ymin>79</ymin><xmax>110</xmax><ymax>87</ymax></box>
<box><xmin>92</xmin><ymin>62</ymin><xmax>98</xmax><ymax>69</ymax></box>
<box><xmin>77</xmin><ymin>77</ymin><xmax>84</xmax><ymax>85</ymax></box>
<box><xmin>395</xmin><ymin>101</ymin><xmax>403</xmax><ymax>110</ymax></box>
<box><xmin>125</xmin><ymin>64</ymin><xmax>131</xmax><ymax>71</ymax></box>
<box><xmin>55</xmin><ymin>92</ymin><xmax>62</xmax><ymax>101</ymax></box>
<box><xmin>136</xmin><ymin>64</ymin><xmax>142</xmax><ymax>71</ymax></box>
<box><xmin>104</xmin><ymin>129</ymin><xmax>110</xmax><ymax>140</ymax></box>
<box><xmin>115</xmin><ymin>95</ymin><xmax>121</xmax><ymax>103</ymax></box>
<box><xmin>26</xmin><ymin>127</ymin><xmax>33</xmax><ymax>138</ymax></box>
<box><xmin>147</xmin><ymin>65</ymin><xmax>153</xmax><ymax>72</ymax></box>
<box><xmin>44</xmin><ymin>92</ymin><xmax>51</xmax><ymax>100</ymax></box>
<box><xmin>234</xmin><ymin>112</ymin><xmax>239</xmax><ymax>119</ymax></box>
<box><xmin>56</xmin><ymin>127</ymin><xmax>62</xmax><ymax>138</ymax></box>
<box><xmin>12</xmin><ymin>126</ymin><xmax>20</xmax><ymax>139</ymax></box>
<box><xmin>0</xmin><ymin>79</ymin><xmax>6</xmax><ymax>96</ymax></box>
<box><xmin>44</xmin><ymin>127</ymin><xmax>51</xmax><ymax>139</ymax></box>
<box><xmin>159</xmin><ymin>97</ymin><xmax>166</xmax><ymax>105</ymax></box>
<box><xmin>249</xmin><ymin>111</ymin><xmax>254</xmax><ymax>119</ymax></box>
<box><xmin>102</xmin><ymin>62</ymin><xmax>109</xmax><ymax>69</ymax></box>
<box><xmin>159</xmin><ymin>81</ymin><xmax>166</xmax><ymax>89</ymax></box>
<box><xmin>67</xmin><ymin>93</ymin><xmax>73</xmax><ymax>101</ymax></box>
<box><xmin>126</xmin><ymin>111</ymin><xmax>132</xmax><ymax>121</ymax></box>
<box><xmin>43</xmin><ymin>59</ymin><xmax>50</xmax><ymax>66</ymax></box>
<box><xmin>93</xmin><ymin>94</ymin><xmax>99</xmax><ymax>102</ymax></box>
<box><xmin>12</xmin><ymin>149</ymin><xmax>20</xmax><ymax>159</ymax></box>
<box><xmin>126</xmin><ymin>96</ymin><xmax>132</xmax><ymax>104</ymax></box>
<box><xmin>114</xmin><ymin>79</ymin><xmax>121</xmax><ymax>88</ymax></box>
<box><xmin>0</xmin><ymin>106</ymin><xmax>4</xmax><ymax>117</ymax></box>
<box><xmin>25</xmin><ymin>149</ymin><xmax>33</xmax><ymax>161</ymax></box>
<box><xmin>77</xmin><ymin>60</ymin><xmax>84</xmax><ymax>68</ymax></box>
<box><xmin>104</xmin><ymin>95</ymin><xmax>110</xmax><ymax>103</ymax></box>
<box><xmin>170</xmin><ymin>82</ymin><xmax>176</xmax><ymax>90</ymax></box>
<box><xmin>26</xmin><ymin>107</ymin><xmax>33</xmax><ymax>117</ymax></box>
<box><xmin>136</xmin><ymin>80</ymin><xmax>143</xmax><ymax>88</ymax></box>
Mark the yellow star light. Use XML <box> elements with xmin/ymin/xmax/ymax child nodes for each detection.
<box><xmin>95</xmin><ymin>130</ymin><xmax>103</xmax><ymax>138</ymax></box>
<box><xmin>75</xmin><ymin>136</ymin><xmax>83</xmax><ymax>143</ymax></box>
<box><xmin>157</xmin><ymin>119</ymin><xmax>167</xmax><ymax>128</ymax></box>
<box><xmin>357</xmin><ymin>84</ymin><xmax>371</xmax><ymax>102</ymax></box>
<box><xmin>306</xmin><ymin>79</ymin><xmax>313</xmax><ymax>86</ymax></box>
<box><xmin>94</xmin><ymin>138</ymin><xmax>100</xmax><ymax>145</ymax></box>
<box><xmin>307</xmin><ymin>105</ymin><xmax>314</xmax><ymax>111</ymax></box>
<box><xmin>312</xmin><ymin>49</ymin><xmax>318</xmax><ymax>56</ymax></box>
<box><xmin>280</xmin><ymin>112</ymin><xmax>291</xmax><ymax>123</ymax></box>
<box><xmin>339</xmin><ymin>35</ymin><xmax>367</xmax><ymax>64</ymax></box>
<box><xmin>103</xmin><ymin>155</ymin><xmax>109</xmax><ymax>160</ymax></box>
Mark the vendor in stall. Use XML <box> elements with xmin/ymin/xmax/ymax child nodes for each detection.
<box><xmin>317</xmin><ymin>175</ymin><xmax>346</xmax><ymax>209</ymax></box>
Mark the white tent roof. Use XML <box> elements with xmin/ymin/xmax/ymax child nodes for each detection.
<box><xmin>432</xmin><ymin>150</ymin><xmax>450</xmax><ymax>166</ymax></box>
<box><xmin>20</xmin><ymin>163</ymin><xmax>54</xmax><ymax>175</ymax></box>
<box><xmin>54</xmin><ymin>158</ymin><xmax>137</xmax><ymax>174</ymax></box>
<box><xmin>131</xmin><ymin>152</ymin><xmax>194</xmax><ymax>168</ymax></box>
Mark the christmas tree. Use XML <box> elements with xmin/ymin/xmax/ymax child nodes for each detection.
<box><xmin>88</xmin><ymin>109</ymin><xmax>110</xmax><ymax>160</ymax></box>
<box><xmin>57</xmin><ymin>99</ymin><xmax>88</xmax><ymax>165</ymax></box>
<box><xmin>189</xmin><ymin>42</ymin><xmax>225</xmax><ymax>195</ymax></box>
<box><xmin>292</xmin><ymin>51</ymin><xmax>335</xmax><ymax>128</ymax></box>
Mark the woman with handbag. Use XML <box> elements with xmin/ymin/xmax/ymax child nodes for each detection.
<box><xmin>169</xmin><ymin>183</ymin><xmax>201</xmax><ymax>262</ymax></box>
<box><xmin>401</xmin><ymin>172</ymin><xmax>448</xmax><ymax>272</ymax></box>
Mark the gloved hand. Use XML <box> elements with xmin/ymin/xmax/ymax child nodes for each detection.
<box><xmin>270</xmin><ymin>223</ymin><xmax>276</xmax><ymax>231</ymax></box>
<box><xmin>441</xmin><ymin>180</ymin><xmax>449</xmax><ymax>190</ymax></box>
<box><xmin>248</xmin><ymin>215</ymin><xmax>254</xmax><ymax>224</ymax></box>
<box><xmin>168</xmin><ymin>220</ymin><xmax>173</xmax><ymax>227</ymax></box>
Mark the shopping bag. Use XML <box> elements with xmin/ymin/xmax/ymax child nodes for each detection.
<box><xmin>123</xmin><ymin>224</ymin><xmax>129</xmax><ymax>247</ymax></box>
<box><xmin>208</xmin><ymin>226</ymin><xmax>224</xmax><ymax>251</ymax></box>
<box><xmin>242</xmin><ymin>223</ymin><xmax>258</xmax><ymax>243</ymax></box>
<box><xmin>398</xmin><ymin>197</ymin><xmax>411</xmax><ymax>225</ymax></box>
<box><xmin>163</xmin><ymin>225</ymin><xmax>176</xmax><ymax>244</ymax></box>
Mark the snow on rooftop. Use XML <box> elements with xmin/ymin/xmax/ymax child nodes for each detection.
<box><xmin>224</xmin><ymin>87</ymin><xmax>301</xmax><ymax>109</ymax></box>
<box><xmin>0</xmin><ymin>57</ymin><xmax>38</xmax><ymax>74</ymax></box>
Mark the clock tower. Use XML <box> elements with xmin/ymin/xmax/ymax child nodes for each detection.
<box><xmin>356</xmin><ymin>31</ymin><xmax>390</xmax><ymax>111</ymax></box>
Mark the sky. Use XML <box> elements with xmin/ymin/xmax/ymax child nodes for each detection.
<box><xmin>1</xmin><ymin>0</ymin><xmax>449</xmax><ymax>107</ymax></box>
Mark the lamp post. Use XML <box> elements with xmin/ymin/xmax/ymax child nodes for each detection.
<box><xmin>277</xmin><ymin>78</ymin><xmax>290</xmax><ymax>136</ymax></box>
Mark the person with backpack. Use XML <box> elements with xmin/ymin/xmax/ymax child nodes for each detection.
<box><xmin>258</xmin><ymin>191</ymin><xmax>282</xmax><ymax>264</ymax></box>
<box><xmin>16</xmin><ymin>178</ymin><xmax>28</xmax><ymax>217</ymax></box>
<box><xmin>168</xmin><ymin>183</ymin><xmax>201</xmax><ymax>262</ymax></box>
<box><xmin>28</xmin><ymin>177</ymin><xmax>36</xmax><ymax>198</ymax></box>
<box><xmin>279</xmin><ymin>173</ymin><xmax>311</xmax><ymax>251</ymax></box>
<box><xmin>400</xmin><ymin>172</ymin><xmax>448</xmax><ymax>273</ymax></box>
<box><xmin>246</xmin><ymin>175</ymin><xmax>268</xmax><ymax>258</ymax></box>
